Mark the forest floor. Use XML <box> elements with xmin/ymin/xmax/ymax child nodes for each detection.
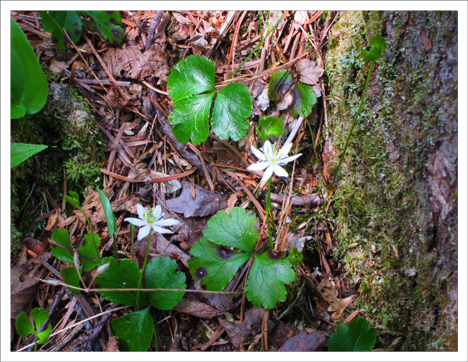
<box><xmin>11</xmin><ymin>10</ymin><xmax>394</xmax><ymax>352</ymax></box>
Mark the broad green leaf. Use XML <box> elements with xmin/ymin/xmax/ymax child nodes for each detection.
<box><xmin>169</xmin><ymin>93</ymin><xmax>213</xmax><ymax>145</ymax></box>
<box><xmin>290</xmin><ymin>82</ymin><xmax>317</xmax><ymax>118</ymax></box>
<box><xmin>15</xmin><ymin>311</ymin><xmax>35</xmax><ymax>338</ymax></box>
<box><xmin>61</xmin><ymin>266</ymin><xmax>82</xmax><ymax>293</ymax></box>
<box><xmin>188</xmin><ymin>238</ymin><xmax>251</xmax><ymax>291</ymax></box>
<box><xmin>64</xmin><ymin>190</ymin><xmax>80</xmax><ymax>208</ymax></box>
<box><xmin>98</xmin><ymin>189</ymin><xmax>116</xmax><ymax>238</ymax></box>
<box><xmin>31</xmin><ymin>308</ymin><xmax>52</xmax><ymax>344</ymax></box>
<box><xmin>40</xmin><ymin>11</ymin><xmax>82</xmax><ymax>50</ymax></box>
<box><xmin>50</xmin><ymin>228</ymin><xmax>74</xmax><ymax>263</ymax></box>
<box><xmin>362</xmin><ymin>34</ymin><xmax>387</xmax><ymax>62</ymax></box>
<box><xmin>268</xmin><ymin>69</ymin><xmax>294</xmax><ymax>102</ymax></box>
<box><xmin>111</xmin><ymin>307</ymin><xmax>154</xmax><ymax>351</ymax></box>
<box><xmin>203</xmin><ymin>207</ymin><xmax>260</xmax><ymax>253</ymax></box>
<box><xmin>145</xmin><ymin>256</ymin><xmax>186</xmax><ymax>310</ymax></box>
<box><xmin>328</xmin><ymin>317</ymin><xmax>377</xmax><ymax>351</ymax></box>
<box><xmin>11</xmin><ymin>17</ymin><xmax>48</xmax><ymax>118</ymax></box>
<box><xmin>167</xmin><ymin>55</ymin><xmax>215</xmax><ymax>101</ymax></box>
<box><xmin>211</xmin><ymin>82</ymin><xmax>252</xmax><ymax>141</ymax></box>
<box><xmin>245</xmin><ymin>251</ymin><xmax>295</xmax><ymax>309</ymax></box>
<box><xmin>94</xmin><ymin>257</ymin><xmax>142</xmax><ymax>307</ymax></box>
<box><xmin>77</xmin><ymin>11</ymin><xmax>124</xmax><ymax>44</ymax></box>
<box><xmin>256</xmin><ymin>116</ymin><xmax>283</xmax><ymax>141</ymax></box>
<box><xmin>11</xmin><ymin>143</ymin><xmax>47</xmax><ymax>169</ymax></box>
<box><xmin>79</xmin><ymin>233</ymin><xmax>100</xmax><ymax>271</ymax></box>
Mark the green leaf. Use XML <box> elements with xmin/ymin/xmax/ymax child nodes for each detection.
<box><xmin>268</xmin><ymin>69</ymin><xmax>293</xmax><ymax>102</ymax></box>
<box><xmin>98</xmin><ymin>189</ymin><xmax>116</xmax><ymax>238</ymax></box>
<box><xmin>79</xmin><ymin>233</ymin><xmax>100</xmax><ymax>271</ymax></box>
<box><xmin>291</xmin><ymin>83</ymin><xmax>317</xmax><ymax>118</ymax></box>
<box><xmin>11</xmin><ymin>143</ymin><xmax>47</xmax><ymax>169</ymax></box>
<box><xmin>94</xmin><ymin>257</ymin><xmax>142</xmax><ymax>307</ymax></box>
<box><xmin>50</xmin><ymin>228</ymin><xmax>74</xmax><ymax>263</ymax></box>
<box><xmin>362</xmin><ymin>34</ymin><xmax>387</xmax><ymax>62</ymax></box>
<box><xmin>169</xmin><ymin>93</ymin><xmax>214</xmax><ymax>145</ymax></box>
<box><xmin>257</xmin><ymin>116</ymin><xmax>284</xmax><ymax>141</ymax></box>
<box><xmin>167</xmin><ymin>55</ymin><xmax>215</xmax><ymax>101</ymax></box>
<box><xmin>328</xmin><ymin>317</ymin><xmax>377</xmax><ymax>351</ymax></box>
<box><xmin>15</xmin><ymin>311</ymin><xmax>35</xmax><ymax>338</ymax></box>
<box><xmin>77</xmin><ymin>11</ymin><xmax>124</xmax><ymax>44</ymax></box>
<box><xmin>31</xmin><ymin>308</ymin><xmax>52</xmax><ymax>344</ymax></box>
<box><xmin>11</xmin><ymin>17</ymin><xmax>48</xmax><ymax>118</ymax></box>
<box><xmin>245</xmin><ymin>251</ymin><xmax>295</xmax><ymax>309</ymax></box>
<box><xmin>145</xmin><ymin>256</ymin><xmax>186</xmax><ymax>310</ymax></box>
<box><xmin>64</xmin><ymin>190</ymin><xmax>80</xmax><ymax>208</ymax></box>
<box><xmin>211</xmin><ymin>82</ymin><xmax>252</xmax><ymax>141</ymax></box>
<box><xmin>111</xmin><ymin>307</ymin><xmax>154</xmax><ymax>351</ymax></box>
<box><xmin>61</xmin><ymin>266</ymin><xmax>82</xmax><ymax>293</ymax></box>
<box><xmin>40</xmin><ymin>11</ymin><xmax>82</xmax><ymax>50</ymax></box>
<box><xmin>288</xmin><ymin>247</ymin><xmax>303</xmax><ymax>266</ymax></box>
<box><xmin>203</xmin><ymin>207</ymin><xmax>260</xmax><ymax>253</ymax></box>
<box><xmin>188</xmin><ymin>238</ymin><xmax>251</xmax><ymax>291</ymax></box>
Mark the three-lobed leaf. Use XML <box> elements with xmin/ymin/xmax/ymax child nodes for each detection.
<box><xmin>40</xmin><ymin>11</ymin><xmax>82</xmax><ymax>50</ymax></box>
<box><xmin>16</xmin><ymin>308</ymin><xmax>52</xmax><ymax>344</ymax></box>
<box><xmin>111</xmin><ymin>307</ymin><xmax>154</xmax><ymax>351</ymax></box>
<box><xmin>11</xmin><ymin>143</ymin><xmax>48</xmax><ymax>169</ymax></box>
<box><xmin>11</xmin><ymin>17</ymin><xmax>48</xmax><ymax>118</ymax></box>
<box><xmin>211</xmin><ymin>82</ymin><xmax>252</xmax><ymax>141</ymax></box>
<box><xmin>245</xmin><ymin>251</ymin><xmax>295</xmax><ymax>309</ymax></box>
<box><xmin>290</xmin><ymin>82</ymin><xmax>317</xmax><ymax>118</ymax></box>
<box><xmin>77</xmin><ymin>11</ymin><xmax>124</xmax><ymax>44</ymax></box>
<box><xmin>94</xmin><ymin>257</ymin><xmax>143</xmax><ymax>307</ymax></box>
<box><xmin>327</xmin><ymin>317</ymin><xmax>377</xmax><ymax>351</ymax></box>
<box><xmin>362</xmin><ymin>34</ymin><xmax>387</xmax><ymax>62</ymax></box>
<box><xmin>203</xmin><ymin>207</ymin><xmax>259</xmax><ymax>253</ymax></box>
<box><xmin>256</xmin><ymin>115</ymin><xmax>284</xmax><ymax>141</ymax></box>
<box><xmin>145</xmin><ymin>256</ymin><xmax>186</xmax><ymax>310</ymax></box>
<box><xmin>188</xmin><ymin>238</ymin><xmax>251</xmax><ymax>291</ymax></box>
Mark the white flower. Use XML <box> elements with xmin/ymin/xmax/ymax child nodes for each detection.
<box><xmin>125</xmin><ymin>204</ymin><xmax>181</xmax><ymax>240</ymax></box>
<box><xmin>247</xmin><ymin>141</ymin><xmax>302</xmax><ymax>182</ymax></box>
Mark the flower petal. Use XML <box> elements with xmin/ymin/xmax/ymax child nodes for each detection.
<box><xmin>152</xmin><ymin>225</ymin><xmax>173</xmax><ymax>234</ymax></box>
<box><xmin>261</xmin><ymin>165</ymin><xmax>274</xmax><ymax>182</ymax></box>
<box><xmin>124</xmin><ymin>217</ymin><xmax>147</xmax><ymax>227</ymax></box>
<box><xmin>262</xmin><ymin>141</ymin><xmax>274</xmax><ymax>160</ymax></box>
<box><xmin>278</xmin><ymin>143</ymin><xmax>293</xmax><ymax>158</ymax></box>
<box><xmin>137</xmin><ymin>225</ymin><xmax>151</xmax><ymax>240</ymax></box>
<box><xmin>251</xmin><ymin>146</ymin><xmax>266</xmax><ymax>161</ymax></box>
<box><xmin>272</xmin><ymin>163</ymin><xmax>289</xmax><ymax>177</ymax></box>
<box><xmin>152</xmin><ymin>205</ymin><xmax>163</xmax><ymax>219</ymax></box>
<box><xmin>136</xmin><ymin>204</ymin><xmax>146</xmax><ymax>219</ymax></box>
<box><xmin>247</xmin><ymin>161</ymin><xmax>271</xmax><ymax>171</ymax></box>
<box><xmin>279</xmin><ymin>153</ymin><xmax>302</xmax><ymax>165</ymax></box>
<box><xmin>156</xmin><ymin>218</ymin><xmax>181</xmax><ymax>227</ymax></box>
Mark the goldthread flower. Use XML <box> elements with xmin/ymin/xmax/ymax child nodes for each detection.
<box><xmin>247</xmin><ymin>141</ymin><xmax>302</xmax><ymax>182</ymax></box>
<box><xmin>125</xmin><ymin>204</ymin><xmax>180</xmax><ymax>240</ymax></box>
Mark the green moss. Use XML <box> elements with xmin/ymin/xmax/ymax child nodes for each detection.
<box><xmin>324</xmin><ymin>11</ymin><xmax>457</xmax><ymax>350</ymax></box>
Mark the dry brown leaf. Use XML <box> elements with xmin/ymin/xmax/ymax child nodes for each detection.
<box><xmin>103</xmin><ymin>40</ymin><xmax>169</xmax><ymax>81</ymax></box>
<box><xmin>278</xmin><ymin>331</ymin><xmax>326</xmax><ymax>352</ymax></box>
<box><xmin>218</xmin><ymin>307</ymin><xmax>264</xmax><ymax>350</ymax></box>
<box><xmin>328</xmin><ymin>295</ymin><xmax>356</xmax><ymax>320</ymax></box>
<box><xmin>173</xmin><ymin>298</ymin><xmax>223</xmax><ymax>319</ymax></box>
<box><xmin>105</xmin><ymin>336</ymin><xmax>120</xmax><ymax>351</ymax></box>
<box><xmin>50</xmin><ymin>59</ymin><xmax>67</xmax><ymax>74</ymax></box>
<box><xmin>224</xmin><ymin>194</ymin><xmax>238</xmax><ymax>213</ymax></box>
<box><xmin>317</xmin><ymin>277</ymin><xmax>338</xmax><ymax>303</ymax></box>
<box><xmin>295</xmin><ymin>59</ymin><xmax>324</xmax><ymax>86</ymax></box>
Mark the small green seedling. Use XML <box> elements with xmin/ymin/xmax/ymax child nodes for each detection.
<box><xmin>188</xmin><ymin>207</ymin><xmax>296</xmax><ymax>309</ymax></box>
<box><xmin>168</xmin><ymin>55</ymin><xmax>253</xmax><ymax>145</ymax></box>
<box><xmin>256</xmin><ymin>115</ymin><xmax>284</xmax><ymax>141</ymax></box>
<box><xmin>328</xmin><ymin>317</ymin><xmax>377</xmax><ymax>351</ymax></box>
<box><xmin>15</xmin><ymin>308</ymin><xmax>52</xmax><ymax>351</ymax></box>
<box><xmin>40</xmin><ymin>11</ymin><xmax>124</xmax><ymax>50</ymax></box>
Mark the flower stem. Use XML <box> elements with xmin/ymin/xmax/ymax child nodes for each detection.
<box><xmin>78</xmin><ymin>206</ymin><xmax>101</xmax><ymax>263</ymax></box>
<box><xmin>333</xmin><ymin>61</ymin><xmax>375</xmax><ymax>180</ymax></box>
<box><xmin>136</xmin><ymin>232</ymin><xmax>151</xmax><ymax>310</ymax></box>
<box><xmin>266</xmin><ymin>178</ymin><xmax>273</xmax><ymax>249</ymax></box>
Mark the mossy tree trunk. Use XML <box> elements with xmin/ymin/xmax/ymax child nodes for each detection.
<box><xmin>324</xmin><ymin>11</ymin><xmax>457</xmax><ymax>350</ymax></box>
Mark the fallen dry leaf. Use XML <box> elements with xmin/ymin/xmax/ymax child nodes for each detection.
<box><xmin>278</xmin><ymin>331</ymin><xmax>327</xmax><ymax>351</ymax></box>
<box><xmin>268</xmin><ymin>320</ymin><xmax>299</xmax><ymax>349</ymax></box>
<box><xmin>218</xmin><ymin>307</ymin><xmax>264</xmax><ymax>350</ymax></box>
<box><xmin>105</xmin><ymin>336</ymin><xmax>120</xmax><ymax>352</ymax></box>
<box><xmin>173</xmin><ymin>298</ymin><xmax>223</xmax><ymax>320</ymax></box>
<box><xmin>166</xmin><ymin>181</ymin><xmax>227</xmax><ymax>218</ymax></box>
<box><xmin>295</xmin><ymin>59</ymin><xmax>324</xmax><ymax>97</ymax></box>
<box><xmin>328</xmin><ymin>295</ymin><xmax>356</xmax><ymax>320</ymax></box>
<box><xmin>103</xmin><ymin>40</ymin><xmax>169</xmax><ymax>81</ymax></box>
<box><xmin>50</xmin><ymin>59</ymin><xmax>67</xmax><ymax>74</ymax></box>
